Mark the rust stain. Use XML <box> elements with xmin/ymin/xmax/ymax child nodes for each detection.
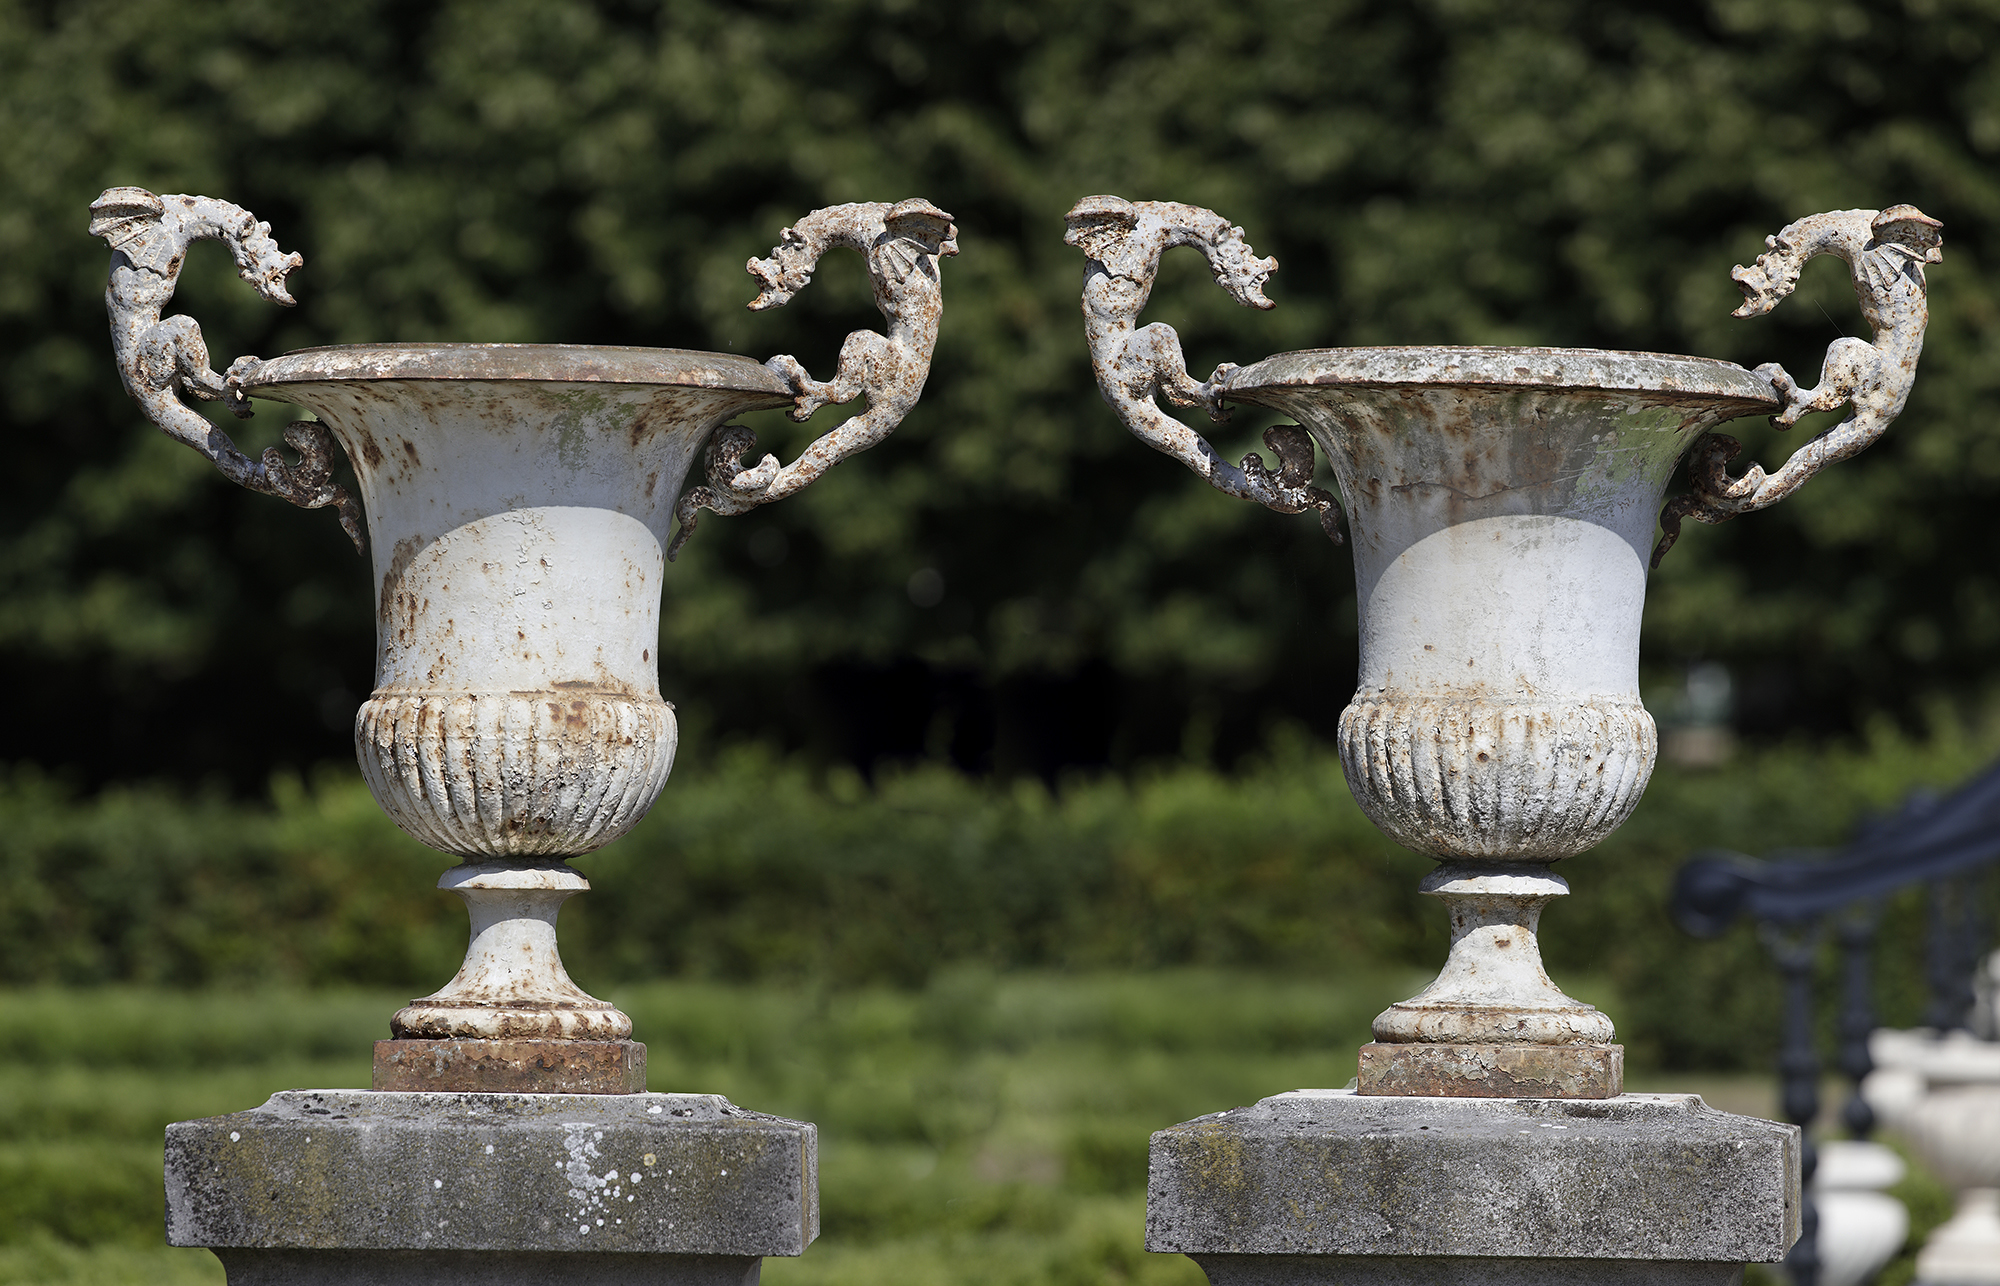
<box><xmin>379</xmin><ymin>536</ymin><xmax>420</xmax><ymax>629</ymax></box>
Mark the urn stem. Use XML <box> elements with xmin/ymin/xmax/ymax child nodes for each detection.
<box><xmin>1371</xmin><ymin>864</ymin><xmax>1615</xmax><ymax>1046</ymax></box>
<box><xmin>390</xmin><ymin>860</ymin><xmax>632</xmax><ymax>1042</ymax></box>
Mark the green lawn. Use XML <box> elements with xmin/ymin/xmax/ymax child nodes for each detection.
<box><xmin>0</xmin><ymin>972</ymin><xmax>1419</xmax><ymax>1285</ymax></box>
<box><xmin>0</xmin><ymin>974</ymin><xmax>1953</xmax><ymax>1285</ymax></box>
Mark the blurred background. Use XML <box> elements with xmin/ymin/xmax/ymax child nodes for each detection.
<box><xmin>3</xmin><ymin>0</ymin><xmax>2000</xmax><ymax>1282</ymax></box>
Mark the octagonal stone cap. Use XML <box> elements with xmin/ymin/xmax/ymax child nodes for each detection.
<box><xmin>1147</xmin><ymin>1089</ymin><xmax>1799</xmax><ymax>1263</ymax></box>
<box><xmin>166</xmin><ymin>1090</ymin><xmax>816</xmax><ymax>1257</ymax></box>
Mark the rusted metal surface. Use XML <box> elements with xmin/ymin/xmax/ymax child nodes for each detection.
<box><xmin>89</xmin><ymin>187</ymin><xmax>363</xmax><ymax>548</ymax></box>
<box><xmin>1063</xmin><ymin>194</ymin><xmax>1341</xmax><ymax>539</ymax></box>
<box><xmin>1338</xmin><ymin>695</ymin><xmax>1657</xmax><ymax>861</ymax></box>
<box><xmin>1064</xmin><ymin>198</ymin><xmax>1790</xmax><ymax>1095</ymax></box>
<box><xmin>204</xmin><ymin>337</ymin><xmax>794</xmax><ymax>1043</ymax></box>
<box><xmin>91</xmin><ymin>191</ymin><xmax>946</xmax><ymax>1056</ymax></box>
<box><xmin>1214</xmin><ymin>349</ymin><xmax>1778</xmax><ymax>1092</ymax></box>
<box><xmin>1655</xmin><ymin>205</ymin><xmax>1943</xmax><ymax>563</ymax></box>
<box><xmin>372</xmin><ymin>1038</ymin><xmax>646</xmax><ymax>1094</ymax></box>
<box><xmin>1355</xmin><ymin>1042</ymin><xmax>1624</xmax><ymax>1099</ymax></box>
<box><xmin>669</xmin><ymin>198</ymin><xmax>959</xmax><ymax>558</ymax></box>
<box><xmin>241</xmin><ymin>350</ymin><xmax>794</xmax><ymax>863</ymax></box>
<box><xmin>1225</xmin><ymin>346</ymin><xmax>1773</xmax><ymax>862</ymax></box>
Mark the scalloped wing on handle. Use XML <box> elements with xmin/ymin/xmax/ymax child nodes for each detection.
<box><xmin>1652</xmin><ymin>204</ymin><xmax>1942</xmax><ymax>566</ymax></box>
<box><xmin>1063</xmin><ymin>194</ymin><xmax>1340</xmax><ymax>543</ymax></box>
<box><xmin>668</xmin><ymin>199</ymin><xmax>958</xmax><ymax>560</ymax></box>
<box><xmin>91</xmin><ymin>187</ymin><xmax>362</xmax><ymax>551</ymax></box>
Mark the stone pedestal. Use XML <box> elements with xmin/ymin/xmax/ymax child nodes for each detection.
<box><xmin>166</xmin><ymin>1091</ymin><xmax>816</xmax><ymax>1285</ymax></box>
<box><xmin>1147</xmin><ymin>1090</ymin><xmax>1799</xmax><ymax>1285</ymax></box>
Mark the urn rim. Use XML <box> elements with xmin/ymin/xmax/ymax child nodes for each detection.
<box><xmin>1224</xmin><ymin>344</ymin><xmax>1783</xmax><ymax>410</ymax></box>
<box><xmin>238</xmin><ymin>341</ymin><xmax>793</xmax><ymax>398</ymax></box>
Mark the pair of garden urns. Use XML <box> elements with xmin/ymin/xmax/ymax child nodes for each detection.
<box><xmin>92</xmin><ymin>184</ymin><xmax>1940</xmax><ymax>1102</ymax></box>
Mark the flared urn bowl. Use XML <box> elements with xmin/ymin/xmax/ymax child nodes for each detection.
<box><xmin>241</xmin><ymin>343</ymin><xmax>794</xmax><ymax>858</ymax></box>
<box><xmin>1223</xmin><ymin>347</ymin><xmax>1779</xmax><ymax>860</ymax></box>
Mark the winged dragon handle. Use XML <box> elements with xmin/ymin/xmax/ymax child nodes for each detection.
<box><xmin>668</xmin><ymin>198</ymin><xmax>959</xmax><ymax>560</ymax></box>
<box><xmin>89</xmin><ymin>187</ymin><xmax>363</xmax><ymax>550</ymax></box>
<box><xmin>1652</xmin><ymin>204</ymin><xmax>1944</xmax><ymax>566</ymax></box>
<box><xmin>1062</xmin><ymin>195</ymin><xmax>1340</xmax><ymax>542</ymax></box>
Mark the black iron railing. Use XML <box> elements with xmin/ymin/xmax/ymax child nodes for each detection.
<box><xmin>1671</xmin><ymin>759</ymin><xmax>2000</xmax><ymax>1286</ymax></box>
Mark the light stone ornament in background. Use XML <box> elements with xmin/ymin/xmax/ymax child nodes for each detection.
<box><xmin>95</xmin><ymin>188</ymin><xmax>955</xmax><ymax>1085</ymax></box>
<box><xmin>1810</xmin><ymin>1139</ymin><xmax>1911</xmax><ymax>1286</ymax></box>
<box><xmin>1862</xmin><ymin>1030</ymin><xmax>2000</xmax><ymax>1286</ymax></box>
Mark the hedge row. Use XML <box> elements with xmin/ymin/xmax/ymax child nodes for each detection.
<box><xmin>5</xmin><ymin>719</ymin><xmax>1996</xmax><ymax>1069</ymax></box>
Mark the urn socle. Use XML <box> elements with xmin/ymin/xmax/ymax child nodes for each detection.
<box><xmin>1068</xmin><ymin>195</ymin><xmax>1941</xmax><ymax>1099</ymax></box>
<box><xmin>95</xmin><ymin>189</ymin><xmax>959</xmax><ymax>1089</ymax></box>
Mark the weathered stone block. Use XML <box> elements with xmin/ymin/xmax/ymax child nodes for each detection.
<box><xmin>166</xmin><ymin>1091</ymin><xmax>816</xmax><ymax>1263</ymax></box>
<box><xmin>1147</xmin><ymin>1089</ymin><xmax>1798</xmax><ymax>1274</ymax></box>
<box><xmin>1356</xmin><ymin>1041</ymin><xmax>1623</xmax><ymax>1099</ymax></box>
<box><xmin>372</xmin><ymin>1039</ymin><xmax>647</xmax><ymax>1094</ymax></box>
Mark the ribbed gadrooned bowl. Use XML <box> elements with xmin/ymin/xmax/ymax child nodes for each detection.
<box><xmin>1337</xmin><ymin>694</ymin><xmax>1656</xmax><ymax>860</ymax></box>
<box><xmin>356</xmin><ymin>690</ymin><xmax>677</xmax><ymax>858</ymax></box>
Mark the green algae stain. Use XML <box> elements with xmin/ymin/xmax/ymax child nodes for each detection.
<box><xmin>535</xmin><ymin>389</ymin><xmax>640</xmax><ymax>473</ymax></box>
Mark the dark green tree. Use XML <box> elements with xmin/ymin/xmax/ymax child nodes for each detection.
<box><xmin>5</xmin><ymin>0</ymin><xmax>1999</xmax><ymax>787</ymax></box>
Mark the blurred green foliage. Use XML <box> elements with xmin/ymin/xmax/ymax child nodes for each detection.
<box><xmin>5</xmin><ymin>0</ymin><xmax>2000</xmax><ymax>782</ymax></box>
<box><xmin>4</xmin><ymin>720</ymin><xmax>1996</xmax><ymax>1072</ymax></box>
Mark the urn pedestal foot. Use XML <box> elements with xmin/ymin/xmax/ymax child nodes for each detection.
<box><xmin>372</xmin><ymin>1038</ymin><xmax>647</xmax><ymax>1094</ymax></box>
<box><xmin>385</xmin><ymin>861</ymin><xmax>642</xmax><ymax>1093</ymax></box>
<box><xmin>1146</xmin><ymin>1090</ymin><xmax>1799</xmax><ymax>1284</ymax></box>
<box><xmin>1365</xmin><ymin>864</ymin><xmax>1620</xmax><ymax>1098</ymax></box>
<box><xmin>166</xmin><ymin>1091</ymin><xmax>817</xmax><ymax>1285</ymax></box>
<box><xmin>1357</xmin><ymin>1041</ymin><xmax>1623</xmax><ymax>1099</ymax></box>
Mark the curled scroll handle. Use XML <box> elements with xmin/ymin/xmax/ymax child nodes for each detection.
<box><xmin>669</xmin><ymin>199</ymin><xmax>959</xmax><ymax>560</ymax></box>
<box><xmin>89</xmin><ymin>188</ymin><xmax>363</xmax><ymax>550</ymax></box>
<box><xmin>1063</xmin><ymin>195</ymin><xmax>1341</xmax><ymax>543</ymax></box>
<box><xmin>1653</xmin><ymin>205</ymin><xmax>1943</xmax><ymax>566</ymax></box>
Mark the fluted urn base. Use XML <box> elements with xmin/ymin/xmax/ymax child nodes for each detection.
<box><xmin>357</xmin><ymin>689</ymin><xmax>678</xmax><ymax>859</ymax></box>
<box><xmin>1337</xmin><ymin>694</ymin><xmax>1656</xmax><ymax>861</ymax></box>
